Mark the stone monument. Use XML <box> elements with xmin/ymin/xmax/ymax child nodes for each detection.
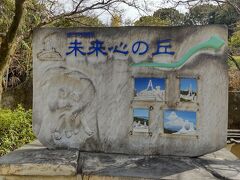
<box><xmin>33</xmin><ymin>25</ymin><xmax>228</xmax><ymax>157</ymax></box>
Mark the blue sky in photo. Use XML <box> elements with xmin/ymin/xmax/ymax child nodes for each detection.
<box><xmin>180</xmin><ymin>78</ymin><xmax>197</xmax><ymax>92</ymax></box>
<box><xmin>134</xmin><ymin>78</ymin><xmax>165</xmax><ymax>93</ymax></box>
<box><xmin>133</xmin><ymin>108</ymin><xmax>149</xmax><ymax>120</ymax></box>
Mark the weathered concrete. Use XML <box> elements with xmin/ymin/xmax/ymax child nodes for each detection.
<box><xmin>0</xmin><ymin>140</ymin><xmax>79</xmax><ymax>176</ymax></box>
<box><xmin>0</xmin><ymin>141</ymin><xmax>240</xmax><ymax>180</ymax></box>
<box><xmin>79</xmin><ymin>148</ymin><xmax>240</xmax><ymax>179</ymax></box>
<box><xmin>33</xmin><ymin>25</ymin><xmax>228</xmax><ymax>156</ymax></box>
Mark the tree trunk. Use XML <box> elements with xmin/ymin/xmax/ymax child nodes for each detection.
<box><xmin>0</xmin><ymin>0</ymin><xmax>26</xmax><ymax>103</ymax></box>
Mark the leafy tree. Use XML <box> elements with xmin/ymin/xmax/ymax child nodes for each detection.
<box><xmin>153</xmin><ymin>8</ymin><xmax>184</xmax><ymax>26</ymax></box>
<box><xmin>184</xmin><ymin>4</ymin><xmax>218</xmax><ymax>25</ymax></box>
<box><xmin>214</xmin><ymin>3</ymin><xmax>239</xmax><ymax>34</ymax></box>
<box><xmin>184</xmin><ymin>4</ymin><xmax>239</xmax><ymax>31</ymax></box>
<box><xmin>230</xmin><ymin>23</ymin><xmax>240</xmax><ymax>54</ymax></box>
<box><xmin>0</xmin><ymin>0</ymin><xmax>145</xmax><ymax>103</ymax></box>
<box><xmin>180</xmin><ymin>2</ymin><xmax>240</xmax><ymax>70</ymax></box>
<box><xmin>52</xmin><ymin>15</ymin><xmax>104</xmax><ymax>27</ymax></box>
<box><xmin>110</xmin><ymin>14</ymin><xmax>122</xmax><ymax>27</ymax></box>
<box><xmin>0</xmin><ymin>0</ymin><xmax>27</xmax><ymax>102</ymax></box>
<box><xmin>0</xmin><ymin>0</ymin><xmax>48</xmax><ymax>90</ymax></box>
<box><xmin>134</xmin><ymin>16</ymin><xmax>170</xmax><ymax>26</ymax></box>
<box><xmin>230</xmin><ymin>31</ymin><xmax>240</xmax><ymax>49</ymax></box>
<box><xmin>167</xmin><ymin>0</ymin><xmax>240</xmax><ymax>15</ymax></box>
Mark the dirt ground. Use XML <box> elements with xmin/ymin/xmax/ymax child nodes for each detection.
<box><xmin>226</xmin><ymin>143</ymin><xmax>240</xmax><ymax>158</ymax></box>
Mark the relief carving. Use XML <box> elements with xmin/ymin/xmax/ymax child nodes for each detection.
<box><xmin>46</xmin><ymin>70</ymin><xmax>96</xmax><ymax>140</ymax></box>
<box><xmin>37</xmin><ymin>32</ymin><xmax>63</xmax><ymax>61</ymax></box>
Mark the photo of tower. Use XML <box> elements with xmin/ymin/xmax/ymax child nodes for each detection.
<box><xmin>180</xmin><ymin>78</ymin><xmax>197</xmax><ymax>103</ymax></box>
<box><xmin>134</xmin><ymin>77</ymin><xmax>165</xmax><ymax>101</ymax></box>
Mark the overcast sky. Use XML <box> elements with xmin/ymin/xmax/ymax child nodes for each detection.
<box><xmin>110</xmin><ymin>0</ymin><xmax>187</xmax><ymax>24</ymax></box>
<box><xmin>60</xmin><ymin>0</ymin><xmax>188</xmax><ymax>25</ymax></box>
<box><xmin>100</xmin><ymin>0</ymin><xmax>188</xmax><ymax>25</ymax></box>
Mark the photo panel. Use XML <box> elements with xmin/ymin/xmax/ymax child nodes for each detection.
<box><xmin>179</xmin><ymin>78</ymin><xmax>197</xmax><ymax>103</ymax></box>
<box><xmin>163</xmin><ymin>110</ymin><xmax>197</xmax><ymax>135</ymax></box>
<box><xmin>134</xmin><ymin>77</ymin><xmax>166</xmax><ymax>101</ymax></box>
<box><xmin>132</xmin><ymin>108</ymin><xmax>150</xmax><ymax>133</ymax></box>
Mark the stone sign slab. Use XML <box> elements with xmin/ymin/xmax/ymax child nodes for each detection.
<box><xmin>0</xmin><ymin>141</ymin><xmax>240</xmax><ymax>180</ymax></box>
<box><xmin>33</xmin><ymin>25</ymin><xmax>228</xmax><ymax>156</ymax></box>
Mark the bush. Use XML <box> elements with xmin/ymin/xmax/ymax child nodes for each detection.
<box><xmin>0</xmin><ymin>105</ymin><xmax>35</xmax><ymax>156</ymax></box>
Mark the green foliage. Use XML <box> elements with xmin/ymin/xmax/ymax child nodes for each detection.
<box><xmin>1</xmin><ymin>0</ymin><xmax>104</xmax><ymax>89</ymax></box>
<box><xmin>0</xmin><ymin>0</ymin><xmax>15</xmax><ymax>33</ymax></box>
<box><xmin>184</xmin><ymin>4</ymin><xmax>218</xmax><ymax>25</ymax></box>
<box><xmin>233</xmin><ymin>56</ymin><xmax>240</xmax><ymax>62</ymax></box>
<box><xmin>214</xmin><ymin>4</ymin><xmax>239</xmax><ymax>27</ymax></box>
<box><xmin>134</xmin><ymin>16</ymin><xmax>170</xmax><ymax>26</ymax></box>
<box><xmin>0</xmin><ymin>105</ymin><xmax>35</xmax><ymax>156</ymax></box>
<box><xmin>0</xmin><ymin>0</ymin><xmax>48</xmax><ymax>89</ymax></box>
<box><xmin>153</xmin><ymin>8</ymin><xmax>184</xmax><ymax>26</ymax></box>
<box><xmin>184</xmin><ymin>3</ymin><xmax>239</xmax><ymax>35</ymax></box>
<box><xmin>230</xmin><ymin>31</ymin><xmax>240</xmax><ymax>53</ymax></box>
<box><xmin>52</xmin><ymin>16</ymin><xmax>104</xmax><ymax>27</ymax></box>
<box><xmin>228</xmin><ymin>56</ymin><xmax>240</xmax><ymax>70</ymax></box>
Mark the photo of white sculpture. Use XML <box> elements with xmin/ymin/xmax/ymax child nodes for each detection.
<box><xmin>180</xmin><ymin>78</ymin><xmax>197</xmax><ymax>102</ymax></box>
<box><xmin>134</xmin><ymin>78</ymin><xmax>165</xmax><ymax>101</ymax></box>
<box><xmin>163</xmin><ymin>110</ymin><xmax>197</xmax><ymax>135</ymax></box>
<box><xmin>133</xmin><ymin>108</ymin><xmax>149</xmax><ymax>133</ymax></box>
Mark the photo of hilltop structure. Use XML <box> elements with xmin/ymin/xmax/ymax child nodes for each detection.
<box><xmin>180</xmin><ymin>78</ymin><xmax>197</xmax><ymax>103</ymax></box>
<box><xmin>134</xmin><ymin>78</ymin><xmax>165</xmax><ymax>101</ymax></box>
<box><xmin>132</xmin><ymin>108</ymin><xmax>149</xmax><ymax>133</ymax></box>
<box><xmin>163</xmin><ymin>110</ymin><xmax>197</xmax><ymax>135</ymax></box>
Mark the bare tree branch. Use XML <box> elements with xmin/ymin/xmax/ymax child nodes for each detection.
<box><xmin>226</xmin><ymin>0</ymin><xmax>240</xmax><ymax>14</ymax></box>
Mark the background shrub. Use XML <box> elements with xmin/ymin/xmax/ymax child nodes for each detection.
<box><xmin>0</xmin><ymin>105</ymin><xmax>35</xmax><ymax>156</ymax></box>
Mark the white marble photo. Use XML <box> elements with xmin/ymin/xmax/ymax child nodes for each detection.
<box><xmin>134</xmin><ymin>77</ymin><xmax>165</xmax><ymax>101</ymax></box>
<box><xmin>163</xmin><ymin>110</ymin><xmax>197</xmax><ymax>135</ymax></box>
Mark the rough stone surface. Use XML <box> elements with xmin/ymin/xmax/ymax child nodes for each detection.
<box><xmin>0</xmin><ymin>140</ymin><xmax>79</xmax><ymax>176</ymax></box>
<box><xmin>80</xmin><ymin>153</ymin><xmax>216</xmax><ymax>179</ymax></box>
<box><xmin>0</xmin><ymin>176</ymin><xmax>79</xmax><ymax>180</ymax></box>
<box><xmin>33</xmin><ymin>25</ymin><xmax>228</xmax><ymax>156</ymax></box>
<box><xmin>0</xmin><ymin>141</ymin><xmax>240</xmax><ymax>180</ymax></box>
<box><xmin>79</xmin><ymin>148</ymin><xmax>240</xmax><ymax>179</ymax></box>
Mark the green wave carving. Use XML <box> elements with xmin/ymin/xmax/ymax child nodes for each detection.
<box><xmin>130</xmin><ymin>35</ymin><xmax>225</xmax><ymax>69</ymax></box>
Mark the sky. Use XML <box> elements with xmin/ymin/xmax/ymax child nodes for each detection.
<box><xmin>135</xmin><ymin>77</ymin><xmax>165</xmax><ymax>93</ymax></box>
<box><xmin>126</xmin><ymin>1</ymin><xmax>186</xmax><ymax>22</ymax></box>
<box><xmin>133</xmin><ymin>108</ymin><xmax>149</xmax><ymax>119</ymax></box>
<box><xmin>60</xmin><ymin>0</ymin><xmax>188</xmax><ymax>25</ymax></box>
<box><xmin>100</xmin><ymin>0</ymin><xmax>188</xmax><ymax>25</ymax></box>
<box><xmin>180</xmin><ymin>78</ymin><xmax>197</xmax><ymax>92</ymax></box>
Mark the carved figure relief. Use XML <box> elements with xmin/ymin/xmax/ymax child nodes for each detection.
<box><xmin>46</xmin><ymin>70</ymin><xmax>96</xmax><ymax>140</ymax></box>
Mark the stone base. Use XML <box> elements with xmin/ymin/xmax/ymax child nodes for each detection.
<box><xmin>0</xmin><ymin>140</ymin><xmax>240</xmax><ymax>180</ymax></box>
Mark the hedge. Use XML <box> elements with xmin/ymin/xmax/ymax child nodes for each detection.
<box><xmin>0</xmin><ymin>105</ymin><xmax>35</xmax><ymax>156</ymax></box>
